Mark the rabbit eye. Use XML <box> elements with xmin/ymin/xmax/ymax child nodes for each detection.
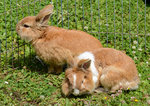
<box><xmin>23</xmin><ymin>24</ymin><xmax>30</xmax><ymax>28</ymax></box>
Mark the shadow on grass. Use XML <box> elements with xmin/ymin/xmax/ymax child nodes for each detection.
<box><xmin>9</xmin><ymin>53</ymin><xmax>48</xmax><ymax>75</ymax></box>
<box><xmin>62</xmin><ymin>94</ymin><xmax>91</xmax><ymax>99</ymax></box>
<box><xmin>142</xmin><ymin>0</ymin><xmax>150</xmax><ymax>7</ymax></box>
<box><xmin>8</xmin><ymin>53</ymin><xmax>67</xmax><ymax>75</ymax></box>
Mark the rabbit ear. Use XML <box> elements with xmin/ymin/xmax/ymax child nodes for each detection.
<box><xmin>36</xmin><ymin>4</ymin><xmax>53</xmax><ymax>26</ymax></box>
<box><xmin>78</xmin><ymin>59</ymin><xmax>91</xmax><ymax>70</ymax></box>
<box><xmin>65</xmin><ymin>69</ymin><xmax>74</xmax><ymax>85</ymax></box>
<box><xmin>62</xmin><ymin>79</ymin><xmax>71</xmax><ymax>96</ymax></box>
<box><xmin>67</xmin><ymin>74</ymin><xmax>74</xmax><ymax>85</ymax></box>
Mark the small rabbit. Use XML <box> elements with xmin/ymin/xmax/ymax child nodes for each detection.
<box><xmin>16</xmin><ymin>5</ymin><xmax>103</xmax><ymax>74</ymax></box>
<box><xmin>62</xmin><ymin>48</ymin><xmax>140</xmax><ymax>96</ymax></box>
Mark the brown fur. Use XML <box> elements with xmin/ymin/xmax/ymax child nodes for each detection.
<box><xmin>62</xmin><ymin>48</ymin><xmax>140</xmax><ymax>96</ymax></box>
<box><xmin>62</xmin><ymin>66</ymin><xmax>94</xmax><ymax>96</ymax></box>
<box><xmin>16</xmin><ymin>5</ymin><xmax>103</xmax><ymax>74</ymax></box>
<box><xmin>94</xmin><ymin>49</ymin><xmax>140</xmax><ymax>92</ymax></box>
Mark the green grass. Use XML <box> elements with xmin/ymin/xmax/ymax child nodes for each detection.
<box><xmin>0</xmin><ymin>0</ymin><xmax>150</xmax><ymax>105</ymax></box>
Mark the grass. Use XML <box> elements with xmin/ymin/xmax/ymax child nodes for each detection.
<box><xmin>0</xmin><ymin>0</ymin><xmax>150</xmax><ymax>105</ymax></box>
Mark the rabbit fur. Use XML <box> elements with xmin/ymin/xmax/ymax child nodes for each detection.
<box><xmin>16</xmin><ymin>5</ymin><xmax>103</xmax><ymax>74</ymax></box>
<box><xmin>62</xmin><ymin>48</ymin><xmax>140</xmax><ymax>96</ymax></box>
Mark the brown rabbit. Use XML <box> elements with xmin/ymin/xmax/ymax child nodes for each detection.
<box><xmin>16</xmin><ymin>5</ymin><xmax>103</xmax><ymax>74</ymax></box>
<box><xmin>62</xmin><ymin>48</ymin><xmax>140</xmax><ymax>96</ymax></box>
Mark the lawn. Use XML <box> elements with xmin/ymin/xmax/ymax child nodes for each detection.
<box><xmin>0</xmin><ymin>0</ymin><xmax>150</xmax><ymax>105</ymax></box>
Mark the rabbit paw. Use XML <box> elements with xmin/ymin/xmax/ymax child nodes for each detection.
<box><xmin>48</xmin><ymin>66</ymin><xmax>55</xmax><ymax>74</ymax></box>
<box><xmin>54</xmin><ymin>66</ymin><xmax>63</xmax><ymax>74</ymax></box>
<box><xmin>48</xmin><ymin>65</ymin><xmax>63</xmax><ymax>74</ymax></box>
<box><xmin>94</xmin><ymin>87</ymin><xmax>106</xmax><ymax>93</ymax></box>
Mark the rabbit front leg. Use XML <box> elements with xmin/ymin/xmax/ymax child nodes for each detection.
<box><xmin>54</xmin><ymin>65</ymin><xmax>63</xmax><ymax>74</ymax></box>
<box><xmin>48</xmin><ymin>65</ymin><xmax>55</xmax><ymax>74</ymax></box>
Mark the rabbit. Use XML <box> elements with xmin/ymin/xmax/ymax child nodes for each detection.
<box><xmin>16</xmin><ymin>4</ymin><xmax>103</xmax><ymax>74</ymax></box>
<box><xmin>62</xmin><ymin>48</ymin><xmax>140</xmax><ymax>96</ymax></box>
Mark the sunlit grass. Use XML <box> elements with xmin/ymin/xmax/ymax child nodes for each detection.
<box><xmin>0</xmin><ymin>0</ymin><xmax>150</xmax><ymax>105</ymax></box>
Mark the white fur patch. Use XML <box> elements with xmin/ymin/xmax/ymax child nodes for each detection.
<box><xmin>130</xmin><ymin>85</ymin><xmax>138</xmax><ymax>90</ymax></box>
<box><xmin>78</xmin><ymin>52</ymin><xmax>95</xmax><ymax>62</ymax></box>
<box><xmin>119</xmin><ymin>82</ymin><xmax>123</xmax><ymax>86</ymax></box>
<box><xmin>120</xmin><ymin>81</ymin><xmax>138</xmax><ymax>90</ymax></box>
<box><xmin>93</xmin><ymin>76</ymin><xmax>98</xmax><ymax>83</ymax></box>
<box><xmin>126</xmin><ymin>82</ymin><xmax>130</xmax><ymax>86</ymax></box>
<box><xmin>78</xmin><ymin>52</ymin><xmax>99</xmax><ymax>83</ymax></box>
<box><xmin>73</xmin><ymin>74</ymin><xmax>76</xmax><ymax>88</ymax></box>
<box><xmin>73</xmin><ymin>89</ymin><xmax>80</xmax><ymax>95</ymax></box>
<box><xmin>72</xmin><ymin>74</ymin><xmax>80</xmax><ymax>95</ymax></box>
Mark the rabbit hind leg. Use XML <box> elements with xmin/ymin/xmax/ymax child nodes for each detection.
<box><xmin>100</xmin><ymin>66</ymin><xmax>125</xmax><ymax>92</ymax></box>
